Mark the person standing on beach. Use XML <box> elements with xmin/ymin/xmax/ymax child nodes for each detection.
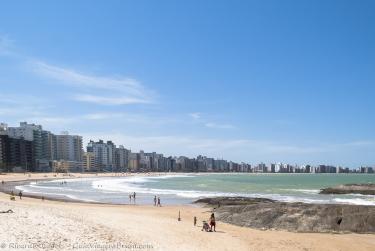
<box><xmin>18</xmin><ymin>191</ymin><xmax>22</xmax><ymax>200</ymax></box>
<box><xmin>194</xmin><ymin>216</ymin><xmax>197</xmax><ymax>226</ymax></box>
<box><xmin>154</xmin><ymin>196</ymin><xmax>157</xmax><ymax>206</ymax></box>
<box><xmin>129</xmin><ymin>194</ymin><xmax>132</xmax><ymax>203</ymax></box>
<box><xmin>209</xmin><ymin>213</ymin><xmax>216</xmax><ymax>232</ymax></box>
<box><xmin>133</xmin><ymin>192</ymin><xmax>136</xmax><ymax>203</ymax></box>
<box><xmin>157</xmin><ymin>197</ymin><xmax>161</xmax><ymax>207</ymax></box>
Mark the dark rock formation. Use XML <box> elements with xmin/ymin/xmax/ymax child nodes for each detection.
<box><xmin>195</xmin><ymin>197</ymin><xmax>375</xmax><ymax>233</ymax></box>
<box><xmin>320</xmin><ymin>183</ymin><xmax>375</xmax><ymax>195</ymax></box>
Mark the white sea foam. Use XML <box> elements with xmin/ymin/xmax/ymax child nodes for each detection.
<box><xmin>91</xmin><ymin>175</ymin><xmax>192</xmax><ymax>192</ymax></box>
<box><xmin>333</xmin><ymin>198</ymin><xmax>375</xmax><ymax>206</ymax></box>
<box><xmin>146</xmin><ymin>174</ymin><xmax>193</xmax><ymax>179</ymax></box>
<box><xmin>43</xmin><ymin>177</ymin><xmax>100</xmax><ymax>183</ymax></box>
<box><xmin>18</xmin><ymin>181</ymin><xmax>95</xmax><ymax>193</ymax></box>
<box><xmin>280</xmin><ymin>189</ymin><xmax>320</xmax><ymax>194</ymax></box>
<box><xmin>15</xmin><ymin>185</ymin><xmax>98</xmax><ymax>203</ymax></box>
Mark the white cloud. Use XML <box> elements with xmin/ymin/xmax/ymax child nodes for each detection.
<box><xmin>32</xmin><ymin>61</ymin><xmax>139</xmax><ymax>91</ymax></box>
<box><xmin>188</xmin><ymin>112</ymin><xmax>201</xmax><ymax>120</ymax></box>
<box><xmin>30</xmin><ymin>60</ymin><xmax>155</xmax><ymax>105</ymax></box>
<box><xmin>18</xmin><ymin>112</ymin><xmax>181</xmax><ymax>130</ymax></box>
<box><xmin>339</xmin><ymin>141</ymin><xmax>375</xmax><ymax>147</ymax></box>
<box><xmin>82</xmin><ymin>112</ymin><xmax>163</xmax><ymax>123</ymax></box>
<box><xmin>188</xmin><ymin>112</ymin><xmax>235</xmax><ymax>129</ymax></box>
<box><xmin>25</xmin><ymin>116</ymin><xmax>77</xmax><ymax>126</ymax></box>
<box><xmin>1</xmin><ymin>40</ymin><xmax>154</xmax><ymax>106</ymax></box>
<box><xmin>205</xmin><ymin>122</ymin><xmax>235</xmax><ymax>129</ymax></box>
<box><xmin>0</xmin><ymin>94</ymin><xmax>47</xmax><ymax>118</ymax></box>
<box><xmin>74</xmin><ymin>94</ymin><xmax>152</xmax><ymax>105</ymax></box>
<box><xmin>82</xmin><ymin>113</ymin><xmax>125</xmax><ymax>120</ymax></box>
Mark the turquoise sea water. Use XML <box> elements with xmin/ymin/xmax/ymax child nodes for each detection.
<box><xmin>17</xmin><ymin>173</ymin><xmax>375</xmax><ymax>205</ymax></box>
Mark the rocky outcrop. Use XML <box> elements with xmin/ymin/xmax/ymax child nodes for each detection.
<box><xmin>320</xmin><ymin>183</ymin><xmax>375</xmax><ymax>195</ymax></box>
<box><xmin>195</xmin><ymin>197</ymin><xmax>375</xmax><ymax>233</ymax></box>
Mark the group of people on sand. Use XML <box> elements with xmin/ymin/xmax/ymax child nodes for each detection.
<box><xmin>128</xmin><ymin>192</ymin><xmax>163</xmax><ymax>206</ymax></box>
<box><xmin>9</xmin><ymin>190</ymin><xmax>23</xmax><ymax>200</ymax></box>
<box><xmin>197</xmin><ymin>213</ymin><xmax>216</xmax><ymax>232</ymax></box>
<box><xmin>153</xmin><ymin>195</ymin><xmax>161</xmax><ymax>207</ymax></box>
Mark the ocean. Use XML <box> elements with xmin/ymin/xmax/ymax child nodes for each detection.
<box><xmin>17</xmin><ymin>173</ymin><xmax>375</xmax><ymax>205</ymax></box>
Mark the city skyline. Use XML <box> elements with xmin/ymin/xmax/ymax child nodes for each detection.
<box><xmin>1</xmin><ymin>121</ymin><xmax>374</xmax><ymax>173</ymax></box>
<box><xmin>1</xmin><ymin>1</ymin><xmax>374</xmax><ymax>167</ymax></box>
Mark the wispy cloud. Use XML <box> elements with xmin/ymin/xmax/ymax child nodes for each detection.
<box><xmin>30</xmin><ymin>60</ymin><xmax>155</xmax><ymax>105</ymax></box>
<box><xmin>0</xmin><ymin>36</ymin><xmax>155</xmax><ymax>106</ymax></box>
<box><xmin>82</xmin><ymin>113</ymin><xmax>125</xmax><ymax>120</ymax></box>
<box><xmin>73</xmin><ymin>94</ymin><xmax>152</xmax><ymax>105</ymax></box>
<box><xmin>205</xmin><ymin>122</ymin><xmax>235</xmax><ymax>129</ymax></box>
<box><xmin>0</xmin><ymin>94</ymin><xmax>47</xmax><ymax>117</ymax></box>
<box><xmin>188</xmin><ymin>112</ymin><xmax>235</xmax><ymax>129</ymax></box>
<box><xmin>31</xmin><ymin>61</ymin><xmax>140</xmax><ymax>92</ymax></box>
<box><xmin>25</xmin><ymin>116</ymin><xmax>78</xmax><ymax>126</ymax></box>
<box><xmin>188</xmin><ymin>112</ymin><xmax>201</xmax><ymax>120</ymax></box>
<box><xmin>339</xmin><ymin>141</ymin><xmax>375</xmax><ymax>147</ymax></box>
<box><xmin>19</xmin><ymin>111</ymin><xmax>182</xmax><ymax>129</ymax></box>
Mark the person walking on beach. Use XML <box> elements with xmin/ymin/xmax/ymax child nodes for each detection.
<box><xmin>194</xmin><ymin>216</ymin><xmax>197</xmax><ymax>226</ymax></box>
<box><xmin>129</xmin><ymin>194</ymin><xmax>132</xmax><ymax>203</ymax></box>
<box><xmin>154</xmin><ymin>196</ymin><xmax>157</xmax><ymax>206</ymax></box>
<box><xmin>18</xmin><ymin>191</ymin><xmax>22</xmax><ymax>200</ymax></box>
<box><xmin>209</xmin><ymin>213</ymin><xmax>216</xmax><ymax>232</ymax></box>
<box><xmin>133</xmin><ymin>192</ymin><xmax>136</xmax><ymax>203</ymax></box>
<box><xmin>157</xmin><ymin>197</ymin><xmax>161</xmax><ymax>207</ymax></box>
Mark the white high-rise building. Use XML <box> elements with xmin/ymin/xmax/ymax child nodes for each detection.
<box><xmin>56</xmin><ymin>132</ymin><xmax>83</xmax><ymax>162</ymax></box>
<box><xmin>87</xmin><ymin>140</ymin><xmax>116</xmax><ymax>171</ymax></box>
<box><xmin>7</xmin><ymin>122</ymin><xmax>56</xmax><ymax>171</ymax></box>
<box><xmin>275</xmin><ymin>163</ymin><xmax>282</xmax><ymax>173</ymax></box>
<box><xmin>7</xmin><ymin>122</ymin><xmax>42</xmax><ymax>141</ymax></box>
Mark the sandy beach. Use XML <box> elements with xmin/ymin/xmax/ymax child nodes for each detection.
<box><xmin>0</xmin><ymin>173</ymin><xmax>374</xmax><ymax>251</ymax></box>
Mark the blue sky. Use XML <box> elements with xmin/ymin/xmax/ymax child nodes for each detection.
<box><xmin>0</xmin><ymin>0</ymin><xmax>374</xmax><ymax>167</ymax></box>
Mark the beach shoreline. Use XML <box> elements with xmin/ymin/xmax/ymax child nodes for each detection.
<box><xmin>0</xmin><ymin>172</ymin><xmax>200</xmax><ymax>205</ymax></box>
<box><xmin>2</xmin><ymin>172</ymin><xmax>375</xmax><ymax>207</ymax></box>
<box><xmin>0</xmin><ymin>172</ymin><xmax>374</xmax><ymax>251</ymax></box>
